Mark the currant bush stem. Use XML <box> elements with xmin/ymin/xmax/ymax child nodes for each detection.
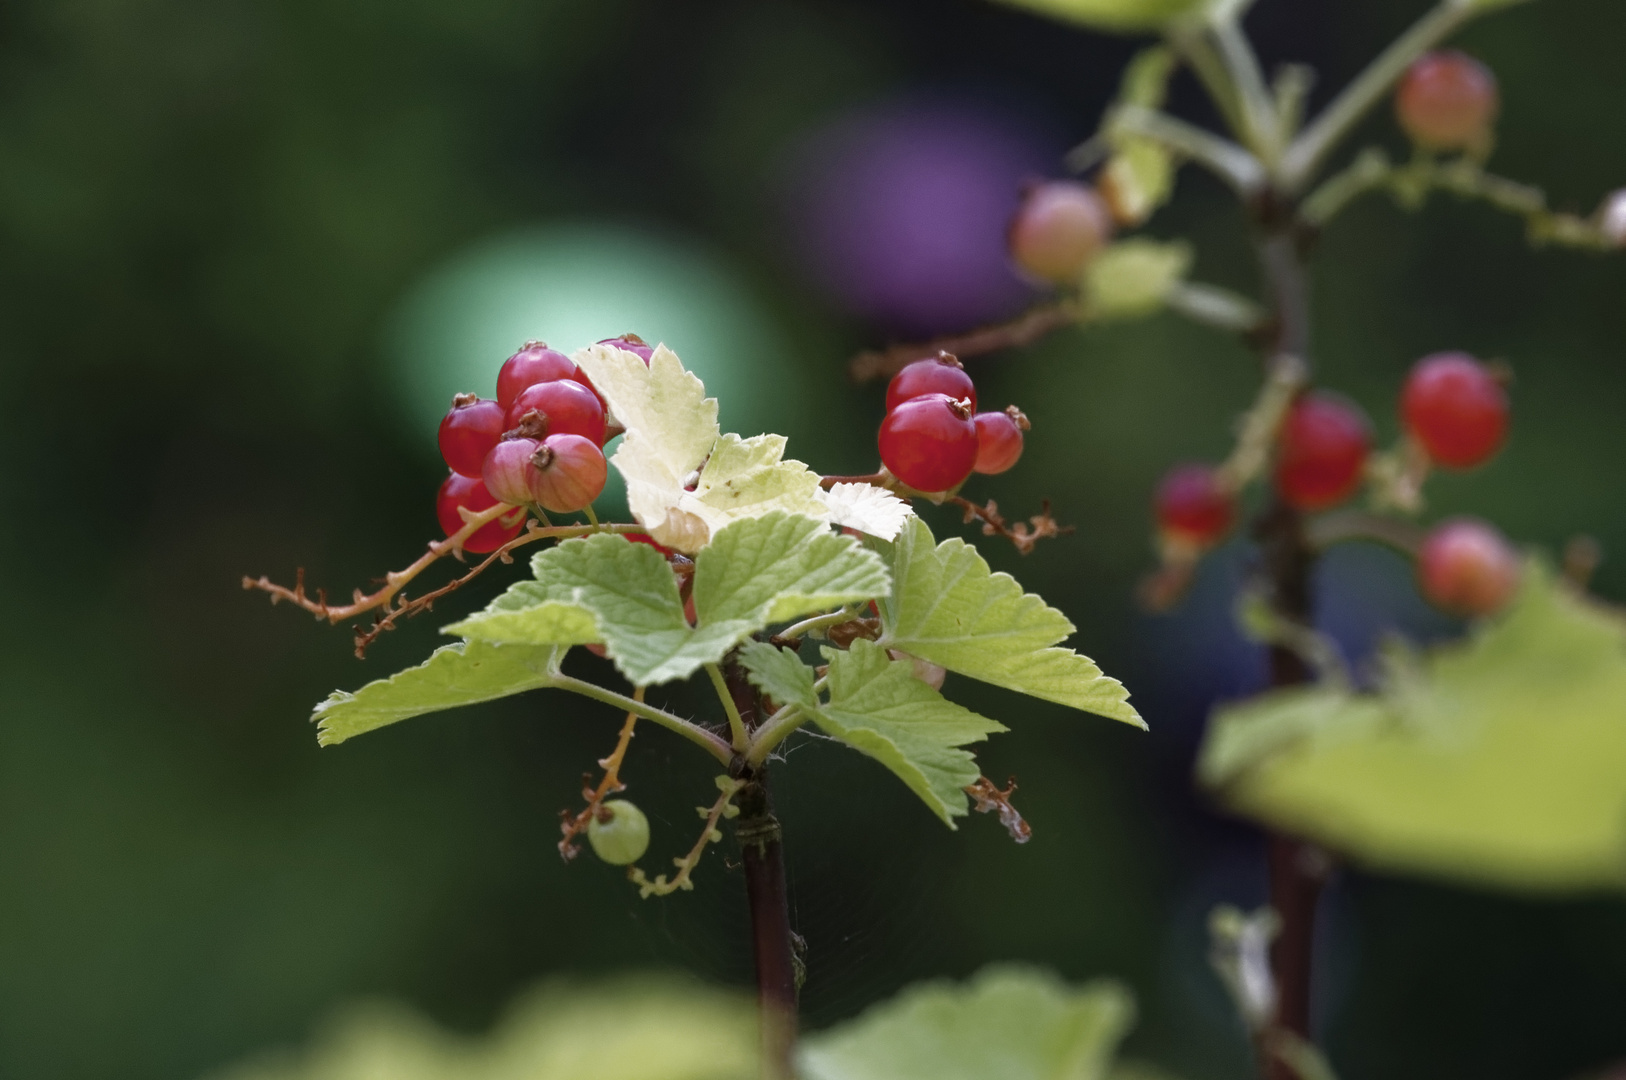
<box><xmin>1279</xmin><ymin>0</ymin><xmax>1479</xmax><ymax>191</ymax></box>
<box><xmin>1305</xmin><ymin>509</ymin><xmax>1425</xmax><ymax>556</ymax></box>
<box><xmin>847</xmin><ymin>302</ymin><xmax>1079</xmax><ymax>383</ymax></box>
<box><xmin>548</xmin><ymin>672</ymin><xmax>733</xmax><ymax>766</ymax></box>
<box><xmin>1109</xmin><ymin>105</ymin><xmax>1266</xmax><ymax>196</ymax></box>
<box><xmin>1164</xmin><ymin>281</ymin><xmax>1269</xmax><ymax>336</ymax></box>
<box><xmin>1208</xmin><ymin>13</ymin><xmax>1281</xmax><ymax>161</ymax></box>
<box><xmin>775</xmin><ymin>604</ymin><xmax>865</xmax><ymax>643</ymax></box>
<box><xmin>744</xmin><ymin>704</ymin><xmax>806</xmax><ymax>768</ymax></box>
<box><xmin>706</xmin><ymin>662</ymin><xmax>751</xmax><ymax>752</ymax></box>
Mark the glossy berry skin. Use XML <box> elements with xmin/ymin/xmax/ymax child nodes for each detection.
<box><xmin>437</xmin><ymin>395</ymin><xmax>506</xmax><ymax>478</ymax></box>
<box><xmin>885</xmin><ymin>354</ymin><xmax>976</xmax><ymax>414</ymax></box>
<box><xmin>481</xmin><ymin>437</ymin><xmax>546</xmax><ymax>507</ymax></box>
<box><xmin>1274</xmin><ymin>392</ymin><xmax>1372</xmax><ymax>511</ymax></box>
<box><xmin>1008</xmin><ymin>180</ymin><xmax>1114</xmax><ymax>284</ymax></box>
<box><xmin>504</xmin><ymin>377</ymin><xmax>607</xmax><ymax>444</ymax></box>
<box><xmin>1417</xmin><ymin>518</ymin><xmax>1520</xmax><ymax>617</ymax></box>
<box><xmin>598</xmin><ymin>334</ymin><xmax>654</xmax><ymax>364</ymax></box>
<box><xmin>1154</xmin><ymin>463</ymin><xmax>1235</xmax><ymax>545</ymax></box>
<box><xmin>435</xmin><ymin>473</ymin><xmax>522</xmax><ymax>554</ymax></box>
<box><xmin>971</xmin><ymin>409</ymin><xmax>1025</xmax><ymax>475</ymax></box>
<box><xmin>496</xmin><ymin>343</ymin><xmax>582</xmax><ymax>411</ymax></box>
<box><xmin>588</xmin><ymin>800</ymin><xmax>650</xmax><ymax>865</ymax></box>
<box><xmin>878</xmin><ymin>393</ymin><xmax>979</xmax><ymax>493</ymax></box>
<box><xmin>1395</xmin><ymin>51</ymin><xmax>1499</xmax><ymax>151</ymax></box>
<box><xmin>532</xmin><ymin>433</ymin><xmax>609</xmax><ymax>514</ymax></box>
<box><xmin>1400</xmin><ymin>352</ymin><xmax>1508</xmax><ymax>469</ymax></box>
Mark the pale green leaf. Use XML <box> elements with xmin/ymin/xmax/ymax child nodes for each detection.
<box><xmin>992</xmin><ymin>0</ymin><xmax>1204</xmax><ymax>33</ymax></box>
<box><xmin>810</xmin><ymin>641</ymin><xmax>1006</xmax><ymax>825</ymax></box>
<box><xmin>206</xmin><ymin>975</ymin><xmax>758</xmax><ymax>1080</ymax></box>
<box><xmin>799</xmin><ymin>965</ymin><xmax>1135</xmax><ymax>1080</ymax></box>
<box><xmin>1084</xmin><ymin>238</ymin><xmax>1191</xmax><ymax>320</ymax></box>
<box><xmin>876</xmin><ymin>518</ymin><xmax>1142</xmax><ymax>727</ymax></box>
<box><xmin>738</xmin><ymin>640</ymin><xmax>819</xmax><ymax>711</ymax></box>
<box><xmin>1200</xmin><ymin>562</ymin><xmax>1626</xmax><ymax>893</ymax></box>
<box><xmin>694</xmin><ymin>511</ymin><xmax>890</xmax><ymax>626</ymax></box>
<box><xmin>450</xmin><ymin>514</ymin><xmax>887</xmax><ymax>686</ymax></box>
<box><xmin>312</xmin><ymin>641</ymin><xmax>561</xmax><ymax>747</ymax></box>
<box><xmin>572</xmin><ymin>344</ymin><xmax>828</xmax><ymax>553</ymax></box>
<box><xmin>1118</xmin><ymin>46</ymin><xmax>1176</xmax><ymax>109</ymax></box>
<box><xmin>1099</xmin><ymin>141</ymin><xmax>1177</xmax><ymax>227</ymax></box>
<box><xmin>818</xmin><ymin>481</ymin><xmax>915</xmax><ymax>540</ymax></box>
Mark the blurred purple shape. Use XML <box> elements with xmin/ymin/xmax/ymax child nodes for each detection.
<box><xmin>785</xmin><ymin>96</ymin><xmax>1057</xmax><ymax>337</ymax></box>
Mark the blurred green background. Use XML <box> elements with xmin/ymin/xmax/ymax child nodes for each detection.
<box><xmin>3</xmin><ymin>1</ymin><xmax>1625</xmax><ymax>1078</ymax></box>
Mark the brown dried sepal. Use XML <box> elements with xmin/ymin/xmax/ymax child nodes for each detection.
<box><xmin>966</xmin><ymin>775</ymin><xmax>1031</xmax><ymax>843</ymax></box>
<box><xmin>826</xmin><ymin>617</ymin><xmax>882</xmax><ymax>649</ymax></box>
<box><xmin>952</xmin><ymin>496</ymin><xmax>1073</xmax><ymax>556</ymax></box>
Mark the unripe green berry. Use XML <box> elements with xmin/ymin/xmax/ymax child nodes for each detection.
<box><xmin>588</xmin><ymin>799</ymin><xmax>650</xmax><ymax>865</ymax></box>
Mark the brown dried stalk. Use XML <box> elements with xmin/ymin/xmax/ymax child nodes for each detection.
<box><xmin>848</xmin><ymin>302</ymin><xmax>1081</xmax><ymax>384</ymax></box>
<box><xmin>950</xmin><ymin>496</ymin><xmax>1073</xmax><ymax>555</ymax></box>
<box><xmin>966</xmin><ymin>775</ymin><xmax>1031</xmax><ymax>843</ymax></box>
<box><xmin>559</xmin><ymin>689</ymin><xmax>644</xmax><ymax>862</ymax></box>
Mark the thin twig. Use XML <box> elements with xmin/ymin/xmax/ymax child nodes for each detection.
<box><xmin>1304</xmin><ymin>509</ymin><xmax>1424</xmax><ymax>556</ymax></box>
<box><xmin>950</xmin><ymin>496</ymin><xmax>1074</xmax><ymax>556</ymax></box>
<box><xmin>549</xmin><ymin>671</ymin><xmax>735</xmax><ymax>765</ymax></box>
<box><xmin>558</xmin><ymin>688</ymin><xmax>644</xmax><ymax>861</ymax></box>
<box><xmin>628</xmin><ymin>775</ymin><xmax>745</xmax><ymax>898</ymax></box>
<box><xmin>847</xmin><ymin>303</ymin><xmax>1079</xmax><ymax>384</ymax></box>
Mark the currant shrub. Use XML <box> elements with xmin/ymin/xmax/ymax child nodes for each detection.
<box><xmin>505</xmin><ymin>377</ymin><xmax>608</xmax><ymax>444</ymax></box>
<box><xmin>1401</xmin><ymin>351</ymin><xmax>1509</xmax><ymax>469</ymax></box>
<box><xmin>971</xmin><ymin>408</ymin><xmax>1026</xmax><ymax>475</ymax></box>
<box><xmin>878</xmin><ymin>392</ymin><xmax>980</xmax><ymax>493</ymax></box>
<box><xmin>598</xmin><ymin>333</ymin><xmax>654</xmax><ymax>364</ymax></box>
<box><xmin>437</xmin><ymin>395</ymin><xmax>506</xmax><ymax>478</ymax></box>
<box><xmin>885</xmin><ymin>353</ymin><xmax>977</xmax><ymax>414</ymax></box>
<box><xmin>1154</xmin><ymin>463</ymin><xmax>1235</xmax><ymax>546</ymax></box>
<box><xmin>496</xmin><ymin>342</ymin><xmax>583</xmax><ymax>411</ymax></box>
<box><xmin>434</xmin><ymin>473</ymin><xmax>522</xmax><ymax>553</ymax></box>
<box><xmin>1274</xmin><ymin>392</ymin><xmax>1372</xmax><ymax>511</ymax></box>
<box><xmin>1417</xmin><ymin>517</ymin><xmax>1521</xmax><ymax>616</ymax></box>
<box><xmin>588</xmin><ymin>800</ymin><xmax>651</xmax><ymax>865</ymax></box>
<box><xmin>1395</xmin><ymin>50</ymin><xmax>1499</xmax><ymax>152</ymax></box>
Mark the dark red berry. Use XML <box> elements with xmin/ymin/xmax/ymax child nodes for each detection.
<box><xmin>435</xmin><ymin>473</ymin><xmax>522</xmax><ymax>554</ymax></box>
<box><xmin>971</xmin><ymin>408</ymin><xmax>1026</xmax><ymax>475</ymax></box>
<box><xmin>626</xmin><ymin>532</ymin><xmax>676</xmax><ymax>558</ymax></box>
<box><xmin>1395</xmin><ymin>50</ymin><xmax>1498</xmax><ymax>152</ymax></box>
<box><xmin>1154</xmin><ymin>463</ymin><xmax>1235</xmax><ymax>545</ymax></box>
<box><xmin>496</xmin><ymin>343</ymin><xmax>582</xmax><ymax>411</ymax></box>
<box><xmin>1008</xmin><ymin>180</ymin><xmax>1113</xmax><ymax>283</ymax></box>
<box><xmin>878</xmin><ymin>393</ymin><xmax>979</xmax><ymax>493</ymax></box>
<box><xmin>1400</xmin><ymin>351</ymin><xmax>1508</xmax><ymax>469</ymax></box>
<box><xmin>1417</xmin><ymin>518</ymin><xmax>1520</xmax><ymax>616</ymax></box>
<box><xmin>885</xmin><ymin>353</ymin><xmax>977</xmax><ymax>414</ymax></box>
<box><xmin>504</xmin><ymin>378</ymin><xmax>607</xmax><ymax>444</ymax></box>
<box><xmin>1274</xmin><ymin>392</ymin><xmax>1372</xmax><ymax>511</ymax></box>
<box><xmin>437</xmin><ymin>395</ymin><xmax>506</xmax><ymax>479</ymax></box>
<box><xmin>598</xmin><ymin>334</ymin><xmax>654</xmax><ymax>364</ymax></box>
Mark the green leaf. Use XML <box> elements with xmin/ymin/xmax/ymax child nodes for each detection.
<box><xmin>809</xmin><ymin>641</ymin><xmax>1006</xmax><ymax>825</ymax></box>
<box><xmin>450</xmin><ymin>513</ymin><xmax>888</xmax><ymax>687</ymax></box>
<box><xmin>992</xmin><ymin>0</ymin><xmax>1204</xmax><ymax>33</ymax></box>
<box><xmin>694</xmin><ymin>510</ymin><xmax>889</xmax><ymax>626</ymax></box>
<box><xmin>1118</xmin><ymin>46</ymin><xmax>1176</xmax><ymax>109</ymax></box>
<box><xmin>1200</xmin><ymin>562</ymin><xmax>1626</xmax><ymax>893</ymax></box>
<box><xmin>799</xmin><ymin>965</ymin><xmax>1135</xmax><ymax>1080</ymax></box>
<box><xmin>573</xmin><ymin>344</ymin><xmax>827</xmax><ymax>552</ymax></box>
<box><xmin>875</xmin><ymin>518</ymin><xmax>1142</xmax><ymax>727</ymax></box>
<box><xmin>738</xmin><ymin>640</ymin><xmax>818</xmax><ymax>711</ymax></box>
<box><xmin>312</xmin><ymin>641</ymin><xmax>561</xmax><ymax>747</ymax></box>
<box><xmin>1084</xmin><ymin>238</ymin><xmax>1191</xmax><ymax>320</ymax></box>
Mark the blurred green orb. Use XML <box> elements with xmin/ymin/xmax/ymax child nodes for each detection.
<box><xmin>387</xmin><ymin>220</ymin><xmax>792</xmax><ymax>440</ymax></box>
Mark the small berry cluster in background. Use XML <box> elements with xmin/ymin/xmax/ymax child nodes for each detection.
<box><xmin>1150</xmin><ymin>349</ymin><xmax>1517</xmax><ymax>618</ymax></box>
<box><xmin>435</xmin><ymin>335</ymin><xmax>652</xmax><ymax>551</ymax></box>
<box><xmin>877</xmin><ymin>352</ymin><xmax>1029</xmax><ymax>494</ymax></box>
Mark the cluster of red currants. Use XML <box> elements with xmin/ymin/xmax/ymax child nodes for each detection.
<box><xmin>1154</xmin><ymin>353</ymin><xmax>1520</xmax><ymax>617</ymax></box>
<box><xmin>876</xmin><ymin>353</ymin><xmax>1028</xmax><ymax>494</ymax></box>
<box><xmin>434</xmin><ymin>335</ymin><xmax>654</xmax><ymax>552</ymax></box>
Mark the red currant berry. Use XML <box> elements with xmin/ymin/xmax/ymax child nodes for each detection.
<box><xmin>1400</xmin><ymin>351</ymin><xmax>1509</xmax><ymax>469</ymax></box>
<box><xmin>437</xmin><ymin>394</ymin><xmax>506</xmax><ymax>479</ymax></box>
<box><xmin>481</xmin><ymin>437</ymin><xmax>544</xmax><ymax>507</ymax></box>
<box><xmin>885</xmin><ymin>353</ymin><xmax>977</xmax><ymax>414</ymax></box>
<box><xmin>496</xmin><ymin>342</ymin><xmax>582</xmax><ymax>411</ymax></box>
<box><xmin>878</xmin><ymin>393</ymin><xmax>979</xmax><ymax>493</ymax></box>
<box><xmin>1274</xmin><ymin>392</ymin><xmax>1372</xmax><ymax>511</ymax></box>
<box><xmin>1395</xmin><ymin>50</ymin><xmax>1498</xmax><ymax>152</ymax></box>
<box><xmin>598</xmin><ymin>333</ymin><xmax>654</xmax><ymax>364</ymax></box>
<box><xmin>504</xmin><ymin>378</ymin><xmax>607</xmax><ymax>445</ymax></box>
<box><xmin>1008</xmin><ymin>180</ymin><xmax>1114</xmax><ymax>284</ymax></box>
<box><xmin>1417</xmin><ymin>518</ymin><xmax>1520</xmax><ymax>617</ymax></box>
<box><xmin>532</xmin><ymin>434</ymin><xmax>609</xmax><ymax>514</ymax></box>
<box><xmin>626</xmin><ymin>532</ymin><xmax>676</xmax><ymax>558</ymax></box>
<box><xmin>1154</xmin><ymin>463</ymin><xmax>1235</xmax><ymax>545</ymax></box>
<box><xmin>435</xmin><ymin>473</ymin><xmax>522</xmax><ymax>554</ymax></box>
<box><xmin>971</xmin><ymin>407</ymin><xmax>1027</xmax><ymax>475</ymax></box>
